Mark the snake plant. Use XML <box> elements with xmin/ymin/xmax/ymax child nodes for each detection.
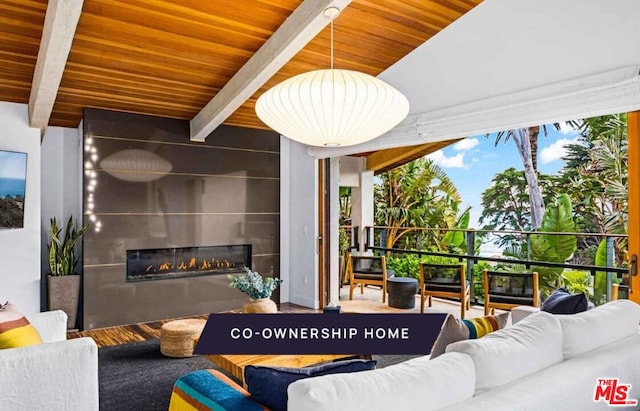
<box><xmin>48</xmin><ymin>216</ymin><xmax>89</xmax><ymax>276</ymax></box>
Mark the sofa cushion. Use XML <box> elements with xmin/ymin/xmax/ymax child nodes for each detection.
<box><xmin>245</xmin><ymin>358</ymin><xmax>376</xmax><ymax>411</ymax></box>
<box><xmin>444</xmin><ymin>332</ymin><xmax>640</xmax><ymax>411</ymax></box>
<box><xmin>555</xmin><ymin>299</ymin><xmax>640</xmax><ymax>359</ymax></box>
<box><xmin>541</xmin><ymin>288</ymin><xmax>588</xmax><ymax>314</ymax></box>
<box><xmin>288</xmin><ymin>353</ymin><xmax>475</xmax><ymax>411</ymax></box>
<box><xmin>0</xmin><ymin>302</ymin><xmax>42</xmax><ymax>349</ymax></box>
<box><xmin>446</xmin><ymin>311</ymin><xmax>563</xmax><ymax>394</ymax></box>
<box><xmin>430</xmin><ymin>312</ymin><xmax>509</xmax><ymax>359</ymax></box>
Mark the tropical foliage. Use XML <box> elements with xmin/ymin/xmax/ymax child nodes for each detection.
<box><xmin>529</xmin><ymin>194</ymin><xmax>577</xmax><ymax>297</ymax></box>
<box><xmin>479</xmin><ymin>168</ymin><xmax>556</xmax><ymax>250</ymax></box>
<box><xmin>374</xmin><ymin>157</ymin><xmax>461</xmax><ymax>249</ymax></box>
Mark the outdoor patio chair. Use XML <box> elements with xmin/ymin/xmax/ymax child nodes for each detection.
<box><xmin>419</xmin><ymin>262</ymin><xmax>470</xmax><ymax>318</ymax></box>
<box><xmin>347</xmin><ymin>254</ymin><xmax>390</xmax><ymax>303</ymax></box>
<box><xmin>612</xmin><ymin>283</ymin><xmax>629</xmax><ymax>301</ymax></box>
<box><xmin>483</xmin><ymin>269</ymin><xmax>540</xmax><ymax>315</ymax></box>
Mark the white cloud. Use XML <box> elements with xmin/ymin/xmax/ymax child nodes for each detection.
<box><xmin>453</xmin><ymin>138</ymin><xmax>479</xmax><ymax>151</ymax></box>
<box><xmin>557</xmin><ymin>121</ymin><xmax>582</xmax><ymax>135</ymax></box>
<box><xmin>540</xmin><ymin>137</ymin><xmax>579</xmax><ymax>164</ymax></box>
<box><xmin>427</xmin><ymin>150</ymin><xmax>465</xmax><ymax>168</ymax></box>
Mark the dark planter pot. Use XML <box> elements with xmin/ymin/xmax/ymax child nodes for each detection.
<box><xmin>47</xmin><ymin>274</ymin><xmax>80</xmax><ymax>329</ymax></box>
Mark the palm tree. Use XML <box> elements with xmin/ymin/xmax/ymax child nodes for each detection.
<box><xmin>374</xmin><ymin>158</ymin><xmax>460</xmax><ymax>249</ymax></box>
<box><xmin>492</xmin><ymin>122</ymin><xmax>580</xmax><ymax>229</ymax></box>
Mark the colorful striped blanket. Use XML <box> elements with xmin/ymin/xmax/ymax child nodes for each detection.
<box><xmin>169</xmin><ymin>369</ymin><xmax>268</xmax><ymax>411</ymax></box>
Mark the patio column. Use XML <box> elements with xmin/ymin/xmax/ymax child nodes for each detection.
<box><xmin>628</xmin><ymin>111</ymin><xmax>639</xmax><ymax>304</ymax></box>
<box><xmin>339</xmin><ymin>156</ymin><xmax>373</xmax><ymax>255</ymax></box>
<box><xmin>352</xmin><ymin>168</ymin><xmax>374</xmax><ymax>254</ymax></box>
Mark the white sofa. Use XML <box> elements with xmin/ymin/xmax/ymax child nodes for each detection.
<box><xmin>0</xmin><ymin>310</ymin><xmax>99</xmax><ymax>411</ymax></box>
<box><xmin>288</xmin><ymin>299</ymin><xmax>640</xmax><ymax>410</ymax></box>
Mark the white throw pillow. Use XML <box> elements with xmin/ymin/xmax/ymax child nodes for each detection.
<box><xmin>445</xmin><ymin>311</ymin><xmax>563</xmax><ymax>394</ymax></box>
<box><xmin>287</xmin><ymin>353</ymin><xmax>475</xmax><ymax>411</ymax></box>
<box><xmin>555</xmin><ymin>299</ymin><xmax>640</xmax><ymax>359</ymax></box>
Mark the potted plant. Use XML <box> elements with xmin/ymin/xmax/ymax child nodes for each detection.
<box><xmin>228</xmin><ymin>268</ymin><xmax>283</xmax><ymax>313</ymax></box>
<box><xmin>47</xmin><ymin>216</ymin><xmax>89</xmax><ymax>329</ymax></box>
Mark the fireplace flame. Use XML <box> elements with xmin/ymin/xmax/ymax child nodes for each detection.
<box><xmin>144</xmin><ymin>257</ymin><xmax>237</xmax><ymax>274</ymax></box>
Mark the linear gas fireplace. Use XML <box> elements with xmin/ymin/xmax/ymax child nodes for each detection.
<box><xmin>126</xmin><ymin>244</ymin><xmax>252</xmax><ymax>282</ymax></box>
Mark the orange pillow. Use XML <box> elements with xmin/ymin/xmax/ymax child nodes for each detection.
<box><xmin>0</xmin><ymin>302</ymin><xmax>42</xmax><ymax>349</ymax></box>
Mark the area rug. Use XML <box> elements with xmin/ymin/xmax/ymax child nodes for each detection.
<box><xmin>98</xmin><ymin>338</ymin><xmax>420</xmax><ymax>411</ymax></box>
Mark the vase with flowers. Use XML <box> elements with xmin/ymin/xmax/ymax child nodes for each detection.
<box><xmin>228</xmin><ymin>268</ymin><xmax>283</xmax><ymax>313</ymax></box>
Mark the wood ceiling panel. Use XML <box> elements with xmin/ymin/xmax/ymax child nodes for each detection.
<box><xmin>0</xmin><ymin>0</ymin><xmax>482</xmax><ymax>130</ymax></box>
<box><xmin>50</xmin><ymin>0</ymin><xmax>301</xmax><ymax>127</ymax></box>
<box><xmin>0</xmin><ymin>0</ymin><xmax>46</xmax><ymax>107</ymax></box>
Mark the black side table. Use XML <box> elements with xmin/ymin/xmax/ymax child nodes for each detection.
<box><xmin>387</xmin><ymin>277</ymin><xmax>418</xmax><ymax>309</ymax></box>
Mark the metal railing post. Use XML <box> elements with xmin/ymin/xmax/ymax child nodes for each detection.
<box><xmin>466</xmin><ymin>229</ymin><xmax>476</xmax><ymax>303</ymax></box>
<box><xmin>352</xmin><ymin>226</ymin><xmax>359</xmax><ymax>252</ymax></box>
<box><xmin>606</xmin><ymin>236</ymin><xmax>615</xmax><ymax>301</ymax></box>
<box><xmin>364</xmin><ymin>226</ymin><xmax>372</xmax><ymax>251</ymax></box>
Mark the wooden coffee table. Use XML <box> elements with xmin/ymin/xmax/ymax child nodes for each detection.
<box><xmin>206</xmin><ymin>354</ymin><xmax>370</xmax><ymax>385</ymax></box>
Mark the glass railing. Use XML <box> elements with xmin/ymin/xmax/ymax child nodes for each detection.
<box><xmin>340</xmin><ymin>225</ymin><xmax>629</xmax><ymax>307</ymax></box>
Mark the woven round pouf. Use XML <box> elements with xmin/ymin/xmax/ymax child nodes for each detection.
<box><xmin>160</xmin><ymin>319</ymin><xmax>207</xmax><ymax>358</ymax></box>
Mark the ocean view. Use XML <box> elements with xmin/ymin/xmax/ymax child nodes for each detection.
<box><xmin>0</xmin><ymin>177</ymin><xmax>26</xmax><ymax>198</ymax></box>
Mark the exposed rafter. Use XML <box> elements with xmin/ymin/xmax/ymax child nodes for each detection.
<box><xmin>365</xmin><ymin>140</ymin><xmax>461</xmax><ymax>174</ymax></box>
<box><xmin>189</xmin><ymin>0</ymin><xmax>353</xmax><ymax>142</ymax></box>
<box><xmin>28</xmin><ymin>0</ymin><xmax>84</xmax><ymax>130</ymax></box>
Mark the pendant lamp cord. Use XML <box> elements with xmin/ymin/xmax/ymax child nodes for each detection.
<box><xmin>330</xmin><ymin>17</ymin><xmax>334</xmax><ymax>70</ymax></box>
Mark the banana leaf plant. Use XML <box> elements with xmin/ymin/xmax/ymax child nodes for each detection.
<box><xmin>529</xmin><ymin>194</ymin><xmax>577</xmax><ymax>298</ymax></box>
<box><xmin>48</xmin><ymin>216</ymin><xmax>89</xmax><ymax>276</ymax></box>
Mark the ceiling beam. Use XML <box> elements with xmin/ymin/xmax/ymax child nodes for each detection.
<box><xmin>365</xmin><ymin>140</ymin><xmax>461</xmax><ymax>173</ymax></box>
<box><xmin>190</xmin><ymin>0</ymin><xmax>353</xmax><ymax>142</ymax></box>
<box><xmin>29</xmin><ymin>0</ymin><xmax>84</xmax><ymax>130</ymax></box>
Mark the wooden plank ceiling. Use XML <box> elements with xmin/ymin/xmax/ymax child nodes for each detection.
<box><xmin>0</xmin><ymin>0</ymin><xmax>479</xmax><ymax>165</ymax></box>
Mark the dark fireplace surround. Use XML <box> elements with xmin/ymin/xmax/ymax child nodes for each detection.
<box><xmin>81</xmin><ymin>108</ymin><xmax>280</xmax><ymax>330</ymax></box>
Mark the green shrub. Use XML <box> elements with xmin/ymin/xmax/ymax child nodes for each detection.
<box><xmin>561</xmin><ymin>270</ymin><xmax>593</xmax><ymax>300</ymax></box>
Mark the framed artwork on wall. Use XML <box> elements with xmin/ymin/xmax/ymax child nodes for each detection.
<box><xmin>0</xmin><ymin>150</ymin><xmax>28</xmax><ymax>229</ymax></box>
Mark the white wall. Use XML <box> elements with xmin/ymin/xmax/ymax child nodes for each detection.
<box><xmin>0</xmin><ymin>102</ymin><xmax>41</xmax><ymax>314</ymax></box>
<box><xmin>280</xmin><ymin>137</ymin><xmax>319</xmax><ymax>308</ymax></box>
<box><xmin>40</xmin><ymin>125</ymin><xmax>82</xmax><ymax>308</ymax></box>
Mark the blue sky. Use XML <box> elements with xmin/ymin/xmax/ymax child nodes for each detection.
<box><xmin>0</xmin><ymin>150</ymin><xmax>27</xmax><ymax>179</ymax></box>
<box><xmin>426</xmin><ymin>123</ymin><xmax>582</xmax><ymax>231</ymax></box>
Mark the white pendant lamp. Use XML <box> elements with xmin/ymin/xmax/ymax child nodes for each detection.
<box><xmin>255</xmin><ymin>7</ymin><xmax>409</xmax><ymax>147</ymax></box>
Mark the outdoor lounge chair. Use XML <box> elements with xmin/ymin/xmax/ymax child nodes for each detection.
<box><xmin>483</xmin><ymin>269</ymin><xmax>540</xmax><ymax>315</ymax></box>
<box><xmin>347</xmin><ymin>254</ymin><xmax>390</xmax><ymax>303</ymax></box>
<box><xmin>419</xmin><ymin>262</ymin><xmax>470</xmax><ymax>318</ymax></box>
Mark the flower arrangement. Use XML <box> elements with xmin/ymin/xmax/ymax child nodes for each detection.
<box><xmin>228</xmin><ymin>268</ymin><xmax>283</xmax><ymax>300</ymax></box>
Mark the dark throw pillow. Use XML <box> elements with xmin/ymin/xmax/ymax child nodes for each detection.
<box><xmin>541</xmin><ymin>288</ymin><xmax>588</xmax><ymax>314</ymax></box>
<box><xmin>244</xmin><ymin>358</ymin><xmax>376</xmax><ymax>411</ymax></box>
